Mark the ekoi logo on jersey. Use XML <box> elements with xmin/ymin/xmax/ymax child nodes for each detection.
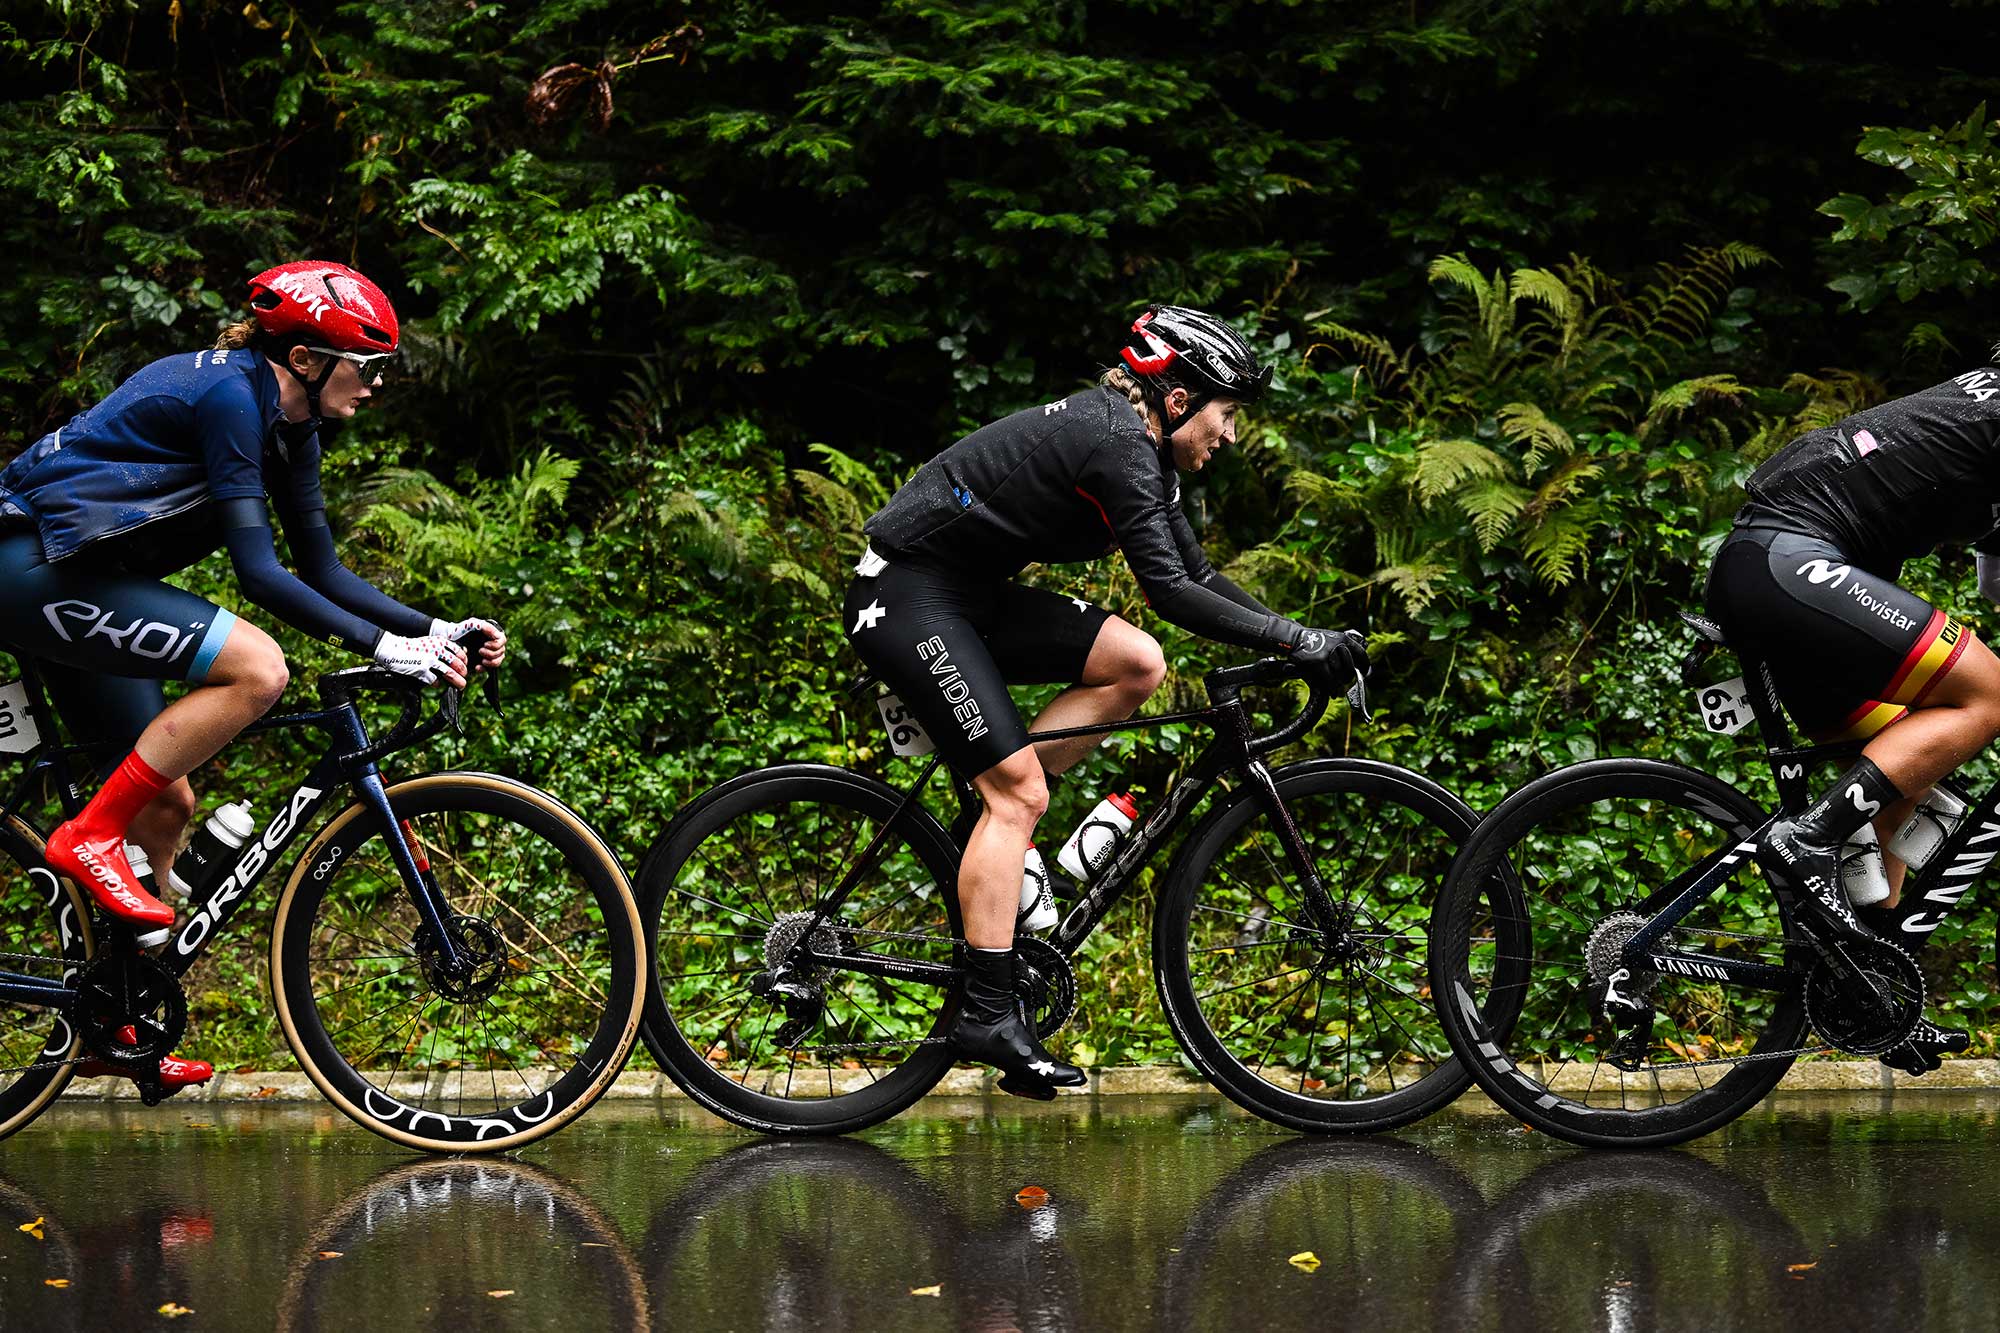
<box><xmin>915</xmin><ymin>636</ymin><xmax>988</xmax><ymax>742</ymax></box>
<box><xmin>42</xmin><ymin>600</ymin><xmax>204</xmax><ymax>665</ymax></box>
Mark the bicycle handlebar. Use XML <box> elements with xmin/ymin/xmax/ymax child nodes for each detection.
<box><xmin>319</xmin><ymin>628</ymin><xmax>502</xmax><ymax>766</ymax></box>
<box><xmin>1203</xmin><ymin>656</ymin><xmax>1367</xmax><ymax>756</ymax></box>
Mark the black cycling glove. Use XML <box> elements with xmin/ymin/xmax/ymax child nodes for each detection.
<box><xmin>1287</xmin><ymin>626</ymin><xmax>1369</xmax><ymax>682</ymax></box>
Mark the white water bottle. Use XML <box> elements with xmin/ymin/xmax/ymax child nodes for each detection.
<box><xmin>1839</xmin><ymin>823</ymin><xmax>1892</xmax><ymax>908</ymax></box>
<box><xmin>1017</xmin><ymin>844</ymin><xmax>1057</xmax><ymax>933</ymax></box>
<box><xmin>125</xmin><ymin>843</ymin><xmax>173</xmax><ymax>949</ymax></box>
<box><xmin>1887</xmin><ymin>786</ymin><xmax>1969</xmax><ymax>870</ymax></box>
<box><xmin>167</xmin><ymin>800</ymin><xmax>255</xmax><ymax>905</ymax></box>
<box><xmin>1057</xmin><ymin>792</ymin><xmax>1139</xmax><ymax>883</ymax></box>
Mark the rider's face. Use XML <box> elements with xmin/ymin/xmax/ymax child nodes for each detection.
<box><xmin>1169</xmin><ymin>395</ymin><xmax>1240</xmax><ymax>471</ymax></box>
<box><xmin>317</xmin><ymin>356</ymin><xmax>380</xmax><ymax>418</ymax></box>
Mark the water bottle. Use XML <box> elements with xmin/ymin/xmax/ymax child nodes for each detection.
<box><xmin>1017</xmin><ymin>844</ymin><xmax>1057</xmax><ymax>933</ymax></box>
<box><xmin>125</xmin><ymin>842</ymin><xmax>173</xmax><ymax>948</ymax></box>
<box><xmin>1839</xmin><ymin>823</ymin><xmax>1892</xmax><ymax>908</ymax></box>
<box><xmin>167</xmin><ymin>800</ymin><xmax>255</xmax><ymax>905</ymax></box>
<box><xmin>1887</xmin><ymin>786</ymin><xmax>1969</xmax><ymax>870</ymax></box>
<box><xmin>1056</xmin><ymin>792</ymin><xmax>1138</xmax><ymax>883</ymax></box>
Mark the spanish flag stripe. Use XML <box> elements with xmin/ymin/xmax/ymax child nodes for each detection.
<box><xmin>1878</xmin><ymin>610</ymin><xmax>1948</xmax><ymax>703</ymax></box>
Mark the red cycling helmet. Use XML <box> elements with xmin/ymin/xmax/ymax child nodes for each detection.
<box><xmin>248</xmin><ymin>260</ymin><xmax>399</xmax><ymax>354</ymax></box>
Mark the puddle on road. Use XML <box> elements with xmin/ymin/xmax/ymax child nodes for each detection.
<box><xmin>2</xmin><ymin>1091</ymin><xmax>1996</xmax><ymax>1330</ymax></box>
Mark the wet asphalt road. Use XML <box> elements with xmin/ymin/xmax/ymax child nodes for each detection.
<box><xmin>1</xmin><ymin>1090</ymin><xmax>1995</xmax><ymax>1330</ymax></box>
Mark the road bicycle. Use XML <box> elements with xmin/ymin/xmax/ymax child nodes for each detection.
<box><xmin>0</xmin><ymin>644</ymin><xmax>645</xmax><ymax>1152</ymax></box>
<box><xmin>1429</xmin><ymin>609</ymin><xmax>1981</xmax><ymax>1147</ymax></box>
<box><xmin>640</xmin><ymin>655</ymin><xmax>1490</xmax><ymax>1135</ymax></box>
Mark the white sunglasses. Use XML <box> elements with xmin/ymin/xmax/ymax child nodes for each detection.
<box><xmin>306</xmin><ymin>346</ymin><xmax>396</xmax><ymax>375</ymax></box>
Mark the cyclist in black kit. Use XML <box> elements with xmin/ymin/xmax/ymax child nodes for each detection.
<box><xmin>845</xmin><ymin>305</ymin><xmax>1366</xmax><ymax>1096</ymax></box>
<box><xmin>1706</xmin><ymin>363</ymin><xmax>2000</xmax><ymax>1071</ymax></box>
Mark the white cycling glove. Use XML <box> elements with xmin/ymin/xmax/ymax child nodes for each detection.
<box><xmin>429</xmin><ymin>616</ymin><xmax>507</xmax><ymax>667</ymax></box>
<box><xmin>374</xmin><ymin>632</ymin><xmax>469</xmax><ymax>686</ymax></box>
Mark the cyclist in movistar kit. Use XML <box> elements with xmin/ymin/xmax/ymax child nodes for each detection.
<box><xmin>1706</xmin><ymin>362</ymin><xmax>2000</xmax><ymax>1073</ymax></box>
<box><xmin>0</xmin><ymin>261</ymin><xmax>507</xmax><ymax>1091</ymax></box>
<box><xmin>846</xmin><ymin>305</ymin><xmax>1367</xmax><ymax>1097</ymax></box>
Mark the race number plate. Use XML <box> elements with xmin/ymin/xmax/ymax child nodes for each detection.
<box><xmin>1692</xmin><ymin>677</ymin><xmax>1753</xmax><ymax>736</ymax></box>
<box><xmin>0</xmin><ymin>681</ymin><xmax>39</xmax><ymax>755</ymax></box>
<box><xmin>876</xmin><ymin>691</ymin><xmax>936</xmax><ymax>757</ymax></box>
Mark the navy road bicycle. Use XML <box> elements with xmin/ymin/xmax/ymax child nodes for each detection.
<box><xmin>1429</xmin><ymin>610</ymin><xmax>1989</xmax><ymax>1148</ymax></box>
<box><xmin>640</xmin><ymin>656</ymin><xmax>1492</xmax><ymax>1136</ymax></box>
<box><xmin>0</xmin><ymin>641</ymin><xmax>643</xmax><ymax>1152</ymax></box>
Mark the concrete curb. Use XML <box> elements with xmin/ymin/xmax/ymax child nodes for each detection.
<box><xmin>61</xmin><ymin>1059</ymin><xmax>2000</xmax><ymax>1102</ymax></box>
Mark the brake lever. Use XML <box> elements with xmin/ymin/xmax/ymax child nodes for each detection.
<box><xmin>1345</xmin><ymin>671</ymin><xmax>1372</xmax><ymax>723</ymax></box>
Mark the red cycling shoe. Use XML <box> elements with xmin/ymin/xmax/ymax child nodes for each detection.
<box><xmin>75</xmin><ymin>1026</ymin><xmax>213</xmax><ymax>1093</ymax></box>
<box><xmin>45</xmin><ymin>823</ymin><xmax>174</xmax><ymax>929</ymax></box>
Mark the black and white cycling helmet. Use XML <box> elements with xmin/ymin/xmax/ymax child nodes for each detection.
<box><xmin>1118</xmin><ymin>303</ymin><xmax>1271</xmax><ymax>439</ymax></box>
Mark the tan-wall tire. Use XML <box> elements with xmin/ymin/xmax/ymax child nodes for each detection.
<box><xmin>270</xmin><ymin>771</ymin><xmax>644</xmax><ymax>1154</ymax></box>
<box><xmin>0</xmin><ymin>814</ymin><xmax>92</xmax><ymax>1142</ymax></box>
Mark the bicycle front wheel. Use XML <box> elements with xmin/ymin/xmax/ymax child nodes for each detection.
<box><xmin>639</xmin><ymin>764</ymin><xmax>965</xmax><ymax>1135</ymax></box>
<box><xmin>271</xmin><ymin>772</ymin><xmax>645</xmax><ymax>1153</ymax></box>
<box><xmin>1431</xmin><ymin>759</ymin><xmax>1811</xmax><ymax>1148</ymax></box>
<box><xmin>1153</xmin><ymin>759</ymin><xmax>1491</xmax><ymax>1133</ymax></box>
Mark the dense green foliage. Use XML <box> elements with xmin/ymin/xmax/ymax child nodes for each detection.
<box><xmin>5</xmin><ymin>1</ymin><xmax>2000</xmax><ymax>1069</ymax></box>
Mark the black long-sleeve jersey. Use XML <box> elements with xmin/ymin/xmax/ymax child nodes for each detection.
<box><xmin>862</xmin><ymin>387</ymin><xmax>1299</xmax><ymax>652</ymax></box>
<box><xmin>1739</xmin><ymin>366</ymin><xmax>2000</xmax><ymax>574</ymax></box>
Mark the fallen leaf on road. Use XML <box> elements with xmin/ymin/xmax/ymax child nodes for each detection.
<box><xmin>44</xmin><ymin>1278</ymin><xmax>68</xmax><ymax>1288</ymax></box>
<box><xmin>317</xmin><ymin>1251</ymin><xmax>343</xmax><ymax>1260</ymax></box>
<box><xmin>1015</xmin><ymin>1185</ymin><xmax>1049</xmax><ymax>1209</ymax></box>
<box><xmin>159</xmin><ymin>1303</ymin><xmax>194</xmax><ymax>1318</ymax></box>
<box><xmin>910</xmin><ymin>1285</ymin><xmax>941</xmax><ymax>1297</ymax></box>
<box><xmin>17</xmin><ymin>1217</ymin><xmax>42</xmax><ymax>1240</ymax></box>
<box><xmin>252</xmin><ymin>1087</ymin><xmax>278</xmax><ymax>1100</ymax></box>
<box><xmin>1787</xmin><ymin>1263</ymin><xmax>1817</xmax><ymax>1273</ymax></box>
<box><xmin>1302</xmin><ymin>1077</ymin><xmax>1326</xmax><ymax>1091</ymax></box>
<box><xmin>1289</xmin><ymin>1251</ymin><xmax>1321</xmax><ymax>1273</ymax></box>
<box><xmin>488</xmin><ymin>1290</ymin><xmax>515</xmax><ymax>1298</ymax></box>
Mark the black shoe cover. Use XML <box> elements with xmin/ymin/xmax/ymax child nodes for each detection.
<box><xmin>995</xmin><ymin>1070</ymin><xmax>1059</xmax><ymax>1101</ymax></box>
<box><xmin>950</xmin><ymin>1006</ymin><xmax>1087</xmax><ymax>1090</ymax></box>
<box><xmin>1757</xmin><ymin>819</ymin><xmax>1873</xmax><ymax>940</ymax></box>
<box><xmin>1881</xmin><ymin>1018</ymin><xmax>1970</xmax><ymax>1076</ymax></box>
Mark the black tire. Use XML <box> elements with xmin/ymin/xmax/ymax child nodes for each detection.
<box><xmin>1431</xmin><ymin>759</ymin><xmax>1810</xmax><ymax>1148</ymax></box>
<box><xmin>639</xmin><ymin>764</ymin><xmax>964</xmax><ymax>1135</ymax></box>
<box><xmin>1153</xmin><ymin>759</ymin><xmax>1489</xmax><ymax>1132</ymax></box>
<box><xmin>0</xmin><ymin>815</ymin><xmax>90</xmax><ymax>1141</ymax></box>
<box><xmin>271</xmin><ymin>772</ymin><xmax>646</xmax><ymax>1154</ymax></box>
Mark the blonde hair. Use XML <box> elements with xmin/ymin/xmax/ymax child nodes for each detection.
<box><xmin>1099</xmin><ymin>365</ymin><xmax>1162</xmax><ymax>435</ymax></box>
<box><xmin>215</xmin><ymin>320</ymin><xmax>258</xmax><ymax>352</ymax></box>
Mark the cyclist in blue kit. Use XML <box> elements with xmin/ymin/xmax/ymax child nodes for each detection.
<box><xmin>0</xmin><ymin>261</ymin><xmax>507</xmax><ymax>1091</ymax></box>
<box><xmin>846</xmin><ymin>305</ymin><xmax>1367</xmax><ymax>1097</ymax></box>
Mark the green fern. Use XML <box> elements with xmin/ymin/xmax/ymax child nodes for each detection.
<box><xmin>1411</xmin><ymin>437</ymin><xmax>1512</xmax><ymax>505</ymax></box>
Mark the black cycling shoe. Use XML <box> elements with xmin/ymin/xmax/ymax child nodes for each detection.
<box><xmin>1757</xmin><ymin>819</ymin><xmax>1876</xmax><ymax>941</ymax></box>
<box><xmin>1881</xmin><ymin>1018</ymin><xmax>1970</xmax><ymax>1076</ymax></box>
<box><xmin>952</xmin><ymin>947</ymin><xmax>1086</xmax><ymax>1096</ymax></box>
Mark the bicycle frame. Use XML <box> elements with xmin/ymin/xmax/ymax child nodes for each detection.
<box><xmin>777</xmin><ymin>660</ymin><xmax>1337</xmax><ymax>990</ymax></box>
<box><xmin>0</xmin><ymin>657</ymin><xmax>473</xmax><ymax>1010</ymax></box>
<box><xmin>1614</xmin><ymin>644</ymin><xmax>2000</xmax><ymax>991</ymax></box>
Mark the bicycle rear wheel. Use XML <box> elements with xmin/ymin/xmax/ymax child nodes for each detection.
<box><xmin>638</xmin><ymin>764</ymin><xmax>964</xmax><ymax>1135</ymax></box>
<box><xmin>1431</xmin><ymin>759</ymin><xmax>1811</xmax><ymax>1148</ymax></box>
<box><xmin>0</xmin><ymin>815</ymin><xmax>87</xmax><ymax>1140</ymax></box>
<box><xmin>1153</xmin><ymin>759</ymin><xmax>1494</xmax><ymax>1132</ymax></box>
<box><xmin>272</xmin><ymin>772</ymin><xmax>645</xmax><ymax>1153</ymax></box>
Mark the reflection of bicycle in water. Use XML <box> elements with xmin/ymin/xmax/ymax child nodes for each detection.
<box><xmin>275</xmin><ymin>1158</ymin><xmax>648</xmax><ymax>1332</ymax></box>
<box><xmin>1157</xmin><ymin>1138</ymin><xmax>1482</xmax><ymax>1330</ymax></box>
<box><xmin>1435</xmin><ymin>1152</ymin><xmax>1806</xmax><ymax>1332</ymax></box>
<box><xmin>641</xmin><ymin>1138</ymin><xmax>1082</xmax><ymax>1331</ymax></box>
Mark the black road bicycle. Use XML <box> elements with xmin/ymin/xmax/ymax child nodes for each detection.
<box><xmin>1430</xmin><ymin>609</ymin><xmax>1982</xmax><ymax>1147</ymax></box>
<box><xmin>0</xmin><ymin>646</ymin><xmax>645</xmax><ymax>1153</ymax></box>
<box><xmin>639</xmin><ymin>656</ymin><xmax>1489</xmax><ymax>1136</ymax></box>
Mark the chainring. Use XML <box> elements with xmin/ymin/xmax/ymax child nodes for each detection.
<box><xmin>1804</xmin><ymin>937</ymin><xmax>1925</xmax><ymax>1056</ymax></box>
<box><xmin>1014</xmin><ymin>937</ymin><xmax>1078</xmax><ymax>1039</ymax></box>
<box><xmin>75</xmin><ymin>952</ymin><xmax>187</xmax><ymax>1066</ymax></box>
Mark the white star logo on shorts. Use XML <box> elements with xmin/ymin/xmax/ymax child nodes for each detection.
<box><xmin>853</xmin><ymin>600</ymin><xmax>887</xmax><ymax>633</ymax></box>
<box><xmin>1070</xmin><ymin>597</ymin><xmax>1089</xmax><ymax>612</ymax></box>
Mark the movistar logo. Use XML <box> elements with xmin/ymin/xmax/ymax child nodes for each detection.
<box><xmin>1797</xmin><ymin>559</ymin><xmax>1849</xmax><ymax>589</ymax></box>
